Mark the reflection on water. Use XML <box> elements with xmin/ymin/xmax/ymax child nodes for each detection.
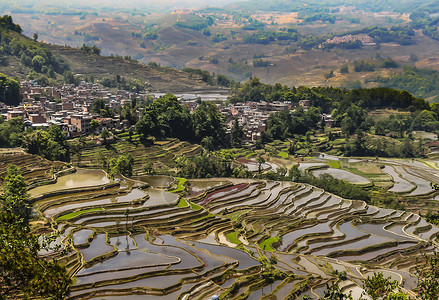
<box><xmin>311</xmin><ymin>168</ymin><xmax>370</xmax><ymax>184</ymax></box>
<box><xmin>29</xmin><ymin>169</ymin><xmax>110</xmax><ymax>196</ymax></box>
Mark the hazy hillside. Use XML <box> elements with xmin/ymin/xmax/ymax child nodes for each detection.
<box><xmin>0</xmin><ymin>24</ymin><xmax>219</xmax><ymax>93</ymax></box>
<box><xmin>6</xmin><ymin>0</ymin><xmax>439</xmax><ymax>100</ymax></box>
<box><xmin>48</xmin><ymin>45</ymin><xmax>217</xmax><ymax>93</ymax></box>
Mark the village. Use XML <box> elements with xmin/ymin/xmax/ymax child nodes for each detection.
<box><xmin>2</xmin><ymin>80</ymin><xmax>334</xmax><ymax>144</ymax></box>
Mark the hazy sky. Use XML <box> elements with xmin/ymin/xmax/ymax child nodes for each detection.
<box><xmin>11</xmin><ymin>0</ymin><xmax>243</xmax><ymax>9</ymax></box>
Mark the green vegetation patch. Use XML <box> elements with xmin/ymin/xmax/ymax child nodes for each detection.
<box><xmin>224</xmin><ymin>209</ymin><xmax>251</xmax><ymax>221</ymax></box>
<box><xmin>169</xmin><ymin>177</ymin><xmax>188</xmax><ymax>193</ymax></box>
<box><xmin>327</xmin><ymin>161</ymin><xmax>341</xmax><ymax>168</ymax></box>
<box><xmin>226</xmin><ymin>231</ymin><xmax>242</xmax><ymax>245</ymax></box>
<box><xmin>177</xmin><ymin>198</ymin><xmax>189</xmax><ymax>207</ymax></box>
<box><xmin>56</xmin><ymin>208</ymin><xmax>103</xmax><ymax>221</ymax></box>
<box><xmin>189</xmin><ymin>200</ymin><xmax>202</xmax><ymax>211</ymax></box>
<box><xmin>259</xmin><ymin>237</ymin><xmax>279</xmax><ymax>251</ymax></box>
<box><xmin>277</xmin><ymin>151</ymin><xmax>289</xmax><ymax>159</ymax></box>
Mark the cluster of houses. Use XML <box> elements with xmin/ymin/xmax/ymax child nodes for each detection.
<box><xmin>2</xmin><ymin>80</ymin><xmax>335</xmax><ymax>143</ymax></box>
<box><xmin>3</xmin><ymin>80</ymin><xmax>145</xmax><ymax>138</ymax></box>
<box><xmin>322</xmin><ymin>34</ymin><xmax>376</xmax><ymax>47</ymax></box>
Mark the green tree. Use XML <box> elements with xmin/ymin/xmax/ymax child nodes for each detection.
<box><xmin>32</xmin><ymin>32</ymin><xmax>38</xmax><ymax>41</ymax></box>
<box><xmin>101</xmin><ymin>129</ymin><xmax>110</xmax><ymax>143</ymax></box>
<box><xmin>192</xmin><ymin>101</ymin><xmax>226</xmax><ymax>147</ymax></box>
<box><xmin>63</xmin><ymin>70</ymin><xmax>75</xmax><ymax>84</ymax></box>
<box><xmin>136</xmin><ymin>94</ymin><xmax>193</xmax><ymax>140</ymax></box>
<box><xmin>0</xmin><ymin>166</ymin><xmax>71</xmax><ymax>299</ymax></box>
<box><xmin>108</xmin><ymin>154</ymin><xmax>134</xmax><ymax>179</ymax></box>
<box><xmin>24</xmin><ymin>127</ymin><xmax>68</xmax><ymax>161</ymax></box>
<box><xmin>91</xmin><ymin>98</ymin><xmax>108</xmax><ymax>114</ymax></box>
<box><xmin>0</xmin><ymin>73</ymin><xmax>21</xmax><ymax>106</ymax></box>
<box><xmin>90</xmin><ymin>119</ymin><xmax>100</xmax><ymax>137</ymax></box>
<box><xmin>230</xmin><ymin>118</ymin><xmax>244</xmax><ymax>147</ymax></box>
<box><xmin>416</xmin><ymin>252</ymin><xmax>439</xmax><ymax>300</ymax></box>
<box><xmin>1</xmin><ymin>165</ymin><xmax>29</xmax><ymax>222</ymax></box>
<box><xmin>31</xmin><ymin>55</ymin><xmax>45</xmax><ymax>73</ymax></box>
<box><xmin>289</xmin><ymin>165</ymin><xmax>302</xmax><ymax>181</ymax></box>
<box><xmin>143</xmin><ymin>162</ymin><xmax>154</xmax><ymax>175</ymax></box>
<box><xmin>323</xmin><ymin>281</ymin><xmax>353</xmax><ymax>299</ymax></box>
<box><xmin>363</xmin><ymin>272</ymin><xmax>408</xmax><ymax>300</ymax></box>
<box><xmin>257</xmin><ymin>155</ymin><xmax>265</xmax><ymax>174</ymax></box>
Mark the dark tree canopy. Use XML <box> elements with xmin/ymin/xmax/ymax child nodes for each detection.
<box><xmin>0</xmin><ymin>165</ymin><xmax>71</xmax><ymax>299</ymax></box>
<box><xmin>0</xmin><ymin>15</ymin><xmax>22</xmax><ymax>33</ymax></box>
<box><xmin>0</xmin><ymin>73</ymin><xmax>21</xmax><ymax>106</ymax></box>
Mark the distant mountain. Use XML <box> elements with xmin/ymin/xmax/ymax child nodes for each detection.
<box><xmin>0</xmin><ymin>16</ymin><xmax>218</xmax><ymax>93</ymax></box>
<box><xmin>228</xmin><ymin>0</ymin><xmax>439</xmax><ymax>14</ymax></box>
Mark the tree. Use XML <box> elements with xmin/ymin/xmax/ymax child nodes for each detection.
<box><xmin>33</xmin><ymin>33</ymin><xmax>38</xmax><ymax>41</ymax></box>
<box><xmin>90</xmin><ymin>119</ymin><xmax>100</xmax><ymax>137</ymax></box>
<box><xmin>70</xmin><ymin>140</ymin><xmax>82</xmax><ymax>166</ymax></box>
<box><xmin>289</xmin><ymin>165</ymin><xmax>302</xmax><ymax>181</ymax></box>
<box><xmin>108</xmin><ymin>154</ymin><xmax>134</xmax><ymax>179</ymax></box>
<box><xmin>101</xmin><ymin>129</ymin><xmax>110</xmax><ymax>143</ymax></box>
<box><xmin>136</xmin><ymin>94</ymin><xmax>193</xmax><ymax>140</ymax></box>
<box><xmin>0</xmin><ymin>166</ymin><xmax>71</xmax><ymax>299</ymax></box>
<box><xmin>0</xmin><ymin>15</ymin><xmax>23</xmax><ymax>33</ymax></box>
<box><xmin>192</xmin><ymin>101</ymin><xmax>226</xmax><ymax>147</ymax></box>
<box><xmin>31</xmin><ymin>55</ymin><xmax>45</xmax><ymax>73</ymax></box>
<box><xmin>363</xmin><ymin>272</ymin><xmax>408</xmax><ymax>300</ymax></box>
<box><xmin>1</xmin><ymin>165</ymin><xmax>30</xmax><ymax>223</ymax></box>
<box><xmin>340</xmin><ymin>65</ymin><xmax>349</xmax><ymax>74</ymax></box>
<box><xmin>416</xmin><ymin>252</ymin><xmax>439</xmax><ymax>300</ymax></box>
<box><xmin>230</xmin><ymin>118</ymin><xmax>244</xmax><ymax>147</ymax></box>
<box><xmin>257</xmin><ymin>155</ymin><xmax>265</xmax><ymax>174</ymax></box>
<box><xmin>91</xmin><ymin>98</ymin><xmax>107</xmax><ymax>114</ymax></box>
<box><xmin>63</xmin><ymin>70</ymin><xmax>75</xmax><ymax>84</ymax></box>
<box><xmin>323</xmin><ymin>281</ymin><xmax>353</xmax><ymax>300</ymax></box>
<box><xmin>24</xmin><ymin>127</ymin><xmax>69</xmax><ymax>161</ymax></box>
<box><xmin>0</xmin><ymin>73</ymin><xmax>21</xmax><ymax>106</ymax></box>
<box><xmin>143</xmin><ymin>162</ymin><xmax>154</xmax><ymax>175</ymax></box>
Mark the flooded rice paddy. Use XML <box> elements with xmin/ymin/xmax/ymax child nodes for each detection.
<box><xmin>29</xmin><ymin>167</ymin><xmax>439</xmax><ymax>299</ymax></box>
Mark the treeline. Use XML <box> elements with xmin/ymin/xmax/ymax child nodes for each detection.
<box><xmin>290</xmin><ymin>166</ymin><xmax>371</xmax><ymax>202</ymax></box>
<box><xmin>183</xmin><ymin>68</ymin><xmax>236</xmax><ymax>87</ymax></box>
<box><xmin>300</xmin><ymin>25</ymin><xmax>415</xmax><ymax>50</ymax></box>
<box><xmin>174</xmin><ymin>14</ymin><xmax>215</xmax><ymax>31</ymax></box>
<box><xmin>347</xmin><ymin>26</ymin><xmax>415</xmax><ymax>45</ymax></box>
<box><xmin>300</xmin><ymin>12</ymin><xmax>336</xmax><ymax>24</ymax></box>
<box><xmin>136</xmin><ymin>94</ymin><xmax>228</xmax><ymax>150</ymax></box>
<box><xmin>343</xmin><ymin>133</ymin><xmax>424</xmax><ymax>158</ymax></box>
<box><xmin>353</xmin><ymin>58</ymin><xmax>399</xmax><ymax>72</ymax></box>
<box><xmin>0</xmin><ymin>118</ymin><xmax>69</xmax><ymax>161</ymax></box>
<box><xmin>230</xmin><ymin>77</ymin><xmax>429</xmax><ymax>112</ymax></box>
<box><xmin>373</xmin><ymin>66</ymin><xmax>439</xmax><ymax>99</ymax></box>
<box><xmin>176</xmin><ymin>153</ymin><xmax>233</xmax><ymax>178</ymax></box>
<box><xmin>100</xmin><ymin>75</ymin><xmax>144</xmax><ymax>93</ymax></box>
<box><xmin>80</xmin><ymin>44</ymin><xmax>101</xmax><ymax>55</ymax></box>
<box><xmin>323</xmin><ymin>40</ymin><xmax>363</xmax><ymax>50</ymax></box>
<box><xmin>242</xmin><ymin>30</ymin><xmax>298</xmax><ymax>45</ymax></box>
<box><xmin>375</xmin><ymin>107</ymin><xmax>439</xmax><ymax>134</ymax></box>
<box><xmin>266</xmin><ymin>106</ymin><xmax>322</xmax><ymax>139</ymax></box>
<box><xmin>233</xmin><ymin>0</ymin><xmax>438</xmax><ymax>14</ymax></box>
<box><xmin>0</xmin><ymin>16</ymin><xmax>69</xmax><ymax>79</ymax></box>
<box><xmin>411</xmin><ymin>12</ymin><xmax>439</xmax><ymax>41</ymax></box>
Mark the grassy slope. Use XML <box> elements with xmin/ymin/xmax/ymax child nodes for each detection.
<box><xmin>0</xmin><ymin>28</ymin><xmax>219</xmax><ymax>93</ymax></box>
<box><xmin>48</xmin><ymin>44</ymin><xmax>217</xmax><ymax>93</ymax></box>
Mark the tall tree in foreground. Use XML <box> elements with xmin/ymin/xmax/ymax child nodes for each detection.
<box><xmin>0</xmin><ymin>165</ymin><xmax>71</xmax><ymax>299</ymax></box>
<box><xmin>416</xmin><ymin>252</ymin><xmax>439</xmax><ymax>300</ymax></box>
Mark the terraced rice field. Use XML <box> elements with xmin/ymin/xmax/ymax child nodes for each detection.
<box><xmin>3</xmin><ymin>148</ymin><xmax>438</xmax><ymax>299</ymax></box>
<box><xmin>29</xmin><ymin>165</ymin><xmax>439</xmax><ymax>299</ymax></box>
<box><xmin>78</xmin><ymin>139</ymin><xmax>202</xmax><ymax>174</ymax></box>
